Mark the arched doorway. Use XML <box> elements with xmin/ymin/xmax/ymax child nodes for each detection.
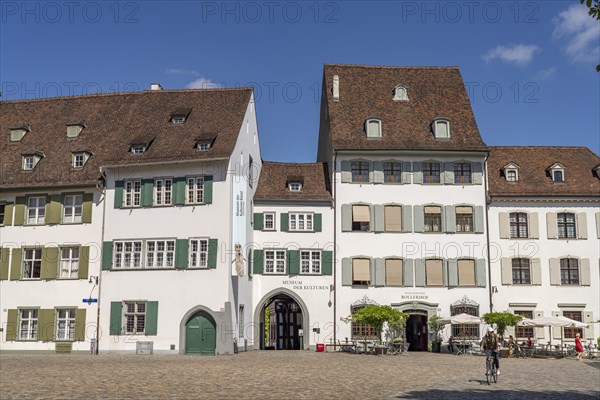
<box><xmin>185</xmin><ymin>311</ymin><xmax>216</xmax><ymax>355</ymax></box>
<box><xmin>258</xmin><ymin>293</ymin><xmax>304</xmax><ymax>350</ymax></box>
<box><xmin>405</xmin><ymin>310</ymin><xmax>428</xmax><ymax>351</ymax></box>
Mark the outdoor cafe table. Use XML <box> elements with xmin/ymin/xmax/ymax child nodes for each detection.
<box><xmin>455</xmin><ymin>341</ymin><xmax>474</xmax><ymax>355</ymax></box>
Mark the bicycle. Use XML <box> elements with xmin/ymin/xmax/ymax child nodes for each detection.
<box><xmin>485</xmin><ymin>350</ymin><xmax>498</xmax><ymax>385</ymax></box>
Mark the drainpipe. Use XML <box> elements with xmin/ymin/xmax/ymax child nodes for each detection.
<box><xmin>483</xmin><ymin>153</ymin><xmax>493</xmax><ymax>313</ymax></box>
<box><xmin>95</xmin><ymin>167</ymin><xmax>107</xmax><ymax>354</ymax></box>
<box><xmin>332</xmin><ymin>151</ymin><xmax>338</xmax><ymax>345</ymax></box>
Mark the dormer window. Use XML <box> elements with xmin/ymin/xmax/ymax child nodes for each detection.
<box><xmin>66</xmin><ymin>122</ymin><xmax>85</xmax><ymax>138</ymax></box>
<box><xmin>131</xmin><ymin>144</ymin><xmax>147</xmax><ymax>154</ymax></box>
<box><xmin>196</xmin><ymin>140</ymin><xmax>212</xmax><ymax>151</ymax></box>
<box><xmin>594</xmin><ymin>166</ymin><xmax>600</xmax><ymax>180</ymax></box>
<box><xmin>432</xmin><ymin>118</ymin><xmax>450</xmax><ymax>139</ymax></box>
<box><xmin>548</xmin><ymin>163</ymin><xmax>565</xmax><ymax>183</ymax></box>
<box><xmin>502</xmin><ymin>163</ymin><xmax>519</xmax><ymax>182</ymax></box>
<box><xmin>22</xmin><ymin>153</ymin><xmax>42</xmax><ymax>170</ymax></box>
<box><xmin>171</xmin><ymin>115</ymin><xmax>186</xmax><ymax>124</ymax></box>
<box><xmin>365</xmin><ymin>118</ymin><xmax>382</xmax><ymax>138</ymax></box>
<box><xmin>72</xmin><ymin>152</ymin><xmax>91</xmax><ymax>168</ymax></box>
<box><xmin>288</xmin><ymin>182</ymin><xmax>302</xmax><ymax>192</ymax></box>
<box><xmin>393</xmin><ymin>85</ymin><xmax>408</xmax><ymax>101</ymax></box>
<box><xmin>10</xmin><ymin>125</ymin><xmax>30</xmax><ymax>142</ymax></box>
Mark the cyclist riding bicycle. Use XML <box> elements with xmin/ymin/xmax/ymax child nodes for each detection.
<box><xmin>480</xmin><ymin>326</ymin><xmax>500</xmax><ymax>376</ymax></box>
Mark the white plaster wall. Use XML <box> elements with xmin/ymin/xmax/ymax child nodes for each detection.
<box><xmin>0</xmin><ymin>189</ymin><xmax>103</xmax><ymax>351</ymax></box>
<box><xmin>334</xmin><ymin>153</ymin><xmax>490</xmax><ymax>342</ymax></box>
<box><xmin>488</xmin><ymin>200</ymin><xmax>600</xmax><ymax>343</ymax></box>
<box><xmin>252</xmin><ymin>203</ymin><xmax>334</xmax><ymax>347</ymax></box>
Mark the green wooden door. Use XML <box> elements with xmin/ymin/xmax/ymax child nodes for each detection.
<box><xmin>185</xmin><ymin>311</ymin><xmax>216</xmax><ymax>355</ymax></box>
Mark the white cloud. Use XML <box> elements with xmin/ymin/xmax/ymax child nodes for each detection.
<box><xmin>483</xmin><ymin>44</ymin><xmax>541</xmax><ymax>66</ymax></box>
<box><xmin>535</xmin><ymin>67</ymin><xmax>557</xmax><ymax>80</ymax></box>
<box><xmin>165</xmin><ymin>68</ymin><xmax>201</xmax><ymax>76</ymax></box>
<box><xmin>186</xmin><ymin>78</ymin><xmax>221</xmax><ymax>89</ymax></box>
<box><xmin>553</xmin><ymin>4</ymin><xmax>600</xmax><ymax>63</ymax></box>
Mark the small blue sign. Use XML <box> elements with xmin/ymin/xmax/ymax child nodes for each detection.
<box><xmin>82</xmin><ymin>298</ymin><xmax>98</xmax><ymax>303</ymax></box>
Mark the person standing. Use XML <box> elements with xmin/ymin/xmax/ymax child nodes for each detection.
<box><xmin>575</xmin><ymin>333</ymin><xmax>584</xmax><ymax>361</ymax></box>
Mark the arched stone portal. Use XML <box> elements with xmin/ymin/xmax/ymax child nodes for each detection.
<box><xmin>393</xmin><ymin>301</ymin><xmax>439</xmax><ymax>352</ymax></box>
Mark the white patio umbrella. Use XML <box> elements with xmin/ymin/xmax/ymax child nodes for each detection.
<box><xmin>518</xmin><ymin>316</ymin><xmax>588</xmax><ymax>347</ymax></box>
<box><xmin>438</xmin><ymin>313</ymin><xmax>482</xmax><ymax>342</ymax></box>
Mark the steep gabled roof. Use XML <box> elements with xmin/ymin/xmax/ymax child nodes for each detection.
<box><xmin>254</xmin><ymin>162</ymin><xmax>331</xmax><ymax>202</ymax></box>
<box><xmin>0</xmin><ymin>88</ymin><xmax>252</xmax><ymax>189</ymax></box>
<box><xmin>320</xmin><ymin>64</ymin><xmax>487</xmax><ymax>152</ymax></box>
<box><xmin>488</xmin><ymin>146</ymin><xmax>600</xmax><ymax>197</ymax></box>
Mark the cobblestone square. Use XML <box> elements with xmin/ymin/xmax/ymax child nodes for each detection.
<box><xmin>0</xmin><ymin>351</ymin><xmax>598</xmax><ymax>399</ymax></box>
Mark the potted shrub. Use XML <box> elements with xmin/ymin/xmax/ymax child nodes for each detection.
<box><xmin>429</xmin><ymin>314</ymin><xmax>444</xmax><ymax>353</ymax></box>
<box><xmin>351</xmin><ymin>305</ymin><xmax>407</xmax><ymax>355</ymax></box>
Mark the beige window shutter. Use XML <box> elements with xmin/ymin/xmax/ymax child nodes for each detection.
<box><xmin>352</xmin><ymin>205</ymin><xmax>370</xmax><ymax>223</ymax></box>
<box><xmin>384</xmin><ymin>206</ymin><xmax>402</xmax><ymax>232</ymax></box>
<box><xmin>576</xmin><ymin>213</ymin><xmax>587</xmax><ymax>239</ymax></box>
<box><xmin>530</xmin><ymin>258</ymin><xmax>542</xmax><ymax>285</ymax></box>
<box><xmin>456</xmin><ymin>206</ymin><xmax>473</xmax><ymax>214</ymax></box>
<box><xmin>580</xmin><ymin>258</ymin><xmax>591</xmax><ymax>286</ymax></box>
<box><xmin>499</xmin><ymin>212</ymin><xmax>509</xmax><ymax>239</ymax></box>
<box><xmin>501</xmin><ymin>258</ymin><xmax>512</xmax><ymax>285</ymax></box>
<box><xmin>426</xmin><ymin>259</ymin><xmax>443</xmax><ymax>286</ymax></box>
<box><xmin>385</xmin><ymin>259</ymin><xmax>403</xmax><ymax>286</ymax></box>
<box><xmin>353</xmin><ymin>258</ymin><xmax>370</xmax><ymax>281</ymax></box>
<box><xmin>546</xmin><ymin>213</ymin><xmax>558</xmax><ymax>239</ymax></box>
<box><xmin>549</xmin><ymin>258</ymin><xmax>561</xmax><ymax>285</ymax></box>
<box><xmin>529</xmin><ymin>212</ymin><xmax>539</xmax><ymax>239</ymax></box>
<box><xmin>596</xmin><ymin>212</ymin><xmax>600</xmax><ymax>239</ymax></box>
<box><xmin>424</xmin><ymin>206</ymin><xmax>441</xmax><ymax>214</ymax></box>
<box><xmin>458</xmin><ymin>259</ymin><xmax>475</xmax><ymax>286</ymax></box>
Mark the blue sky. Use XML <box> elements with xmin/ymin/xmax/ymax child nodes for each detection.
<box><xmin>1</xmin><ymin>1</ymin><xmax>599</xmax><ymax>161</ymax></box>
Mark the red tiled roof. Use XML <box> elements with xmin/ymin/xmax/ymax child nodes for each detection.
<box><xmin>0</xmin><ymin>89</ymin><xmax>252</xmax><ymax>189</ymax></box>
<box><xmin>487</xmin><ymin>146</ymin><xmax>600</xmax><ymax>197</ymax></box>
<box><xmin>319</xmin><ymin>64</ymin><xmax>487</xmax><ymax>153</ymax></box>
<box><xmin>254</xmin><ymin>162</ymin><xmax>331</xmax><ymax>201</ymax></box>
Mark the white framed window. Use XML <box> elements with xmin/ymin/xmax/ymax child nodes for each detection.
<box><xmin>553</xmin><ymin>170</ymin><xmax>564</xmax><ymax>182</ymax></box>
<box><xmin>154</xmin><ymin>178</ymin><xmax>173</xmax><ymax>206</ymax></box>
<box><xmin>239</xmin><ymin>305</ymin><xmax>245</xmax><ymax>338</ymax></box>
<box><xmin>131</xmin><ymin>144</ymin><xmax>146</xmax><ymax>154</ymax></box>
<box><xmin>22</xmin><ymin>155</ymin><xmax>36</xmax><ymax>170</ymax></box>
<box><xmin>300</xmin><ymin>250</ymin><xmax>321</xmax><ymax>274</ymax></box>
<box><xmin>433</xmin><ymin>119</ymin><xmax>450</xmax><ymax>139</ymax></box>
<box><xmin>63</xmin><ymin>194</ymin><xmax>83</xmax><ymax>223</ymax></box>
<box><xmin>56</xmin><ymin>309</ymin><xmax>76</xmax><ymax>341</ymax></box>
<box><xmin>248</xmin><ymin>156</ymin><xmax>254</xmax><ymax>188</ymax></box>
<box><xmin>393</xmin><ymin>85</ymin><xmax>408</xmax><ymax>101</ymax></box>
<box><xmin>197</xmin><ymin>141</ymin><xmax>211</xmax><ymax>150</ymax></box>
<box><xmin>265</xmin><ymin>250</ymin><xmax>286</xmax><ymax>274</ymax></box>
<box><xmin>264</xmin><ymin>212</ymin><xmax>275</xmax><ymax>230</ymax></box>
<box><xmin>19</xmin><ymin>309</ymin><xmax>38</xmax><ymax>341</ymax></box>
<box><xmin>0</xmin><ymin>204</ymin><xmax>5</xmax><ymax>225</ymax></box>
<box><xmin>146</xmin><ymin>240</ymin><xmax>175</xmax><ymax>268</ymax></box>
<box><xmin>288</xmin><ymin>182</ymin><xmax>302</xmax><ymax>191</ymax></box>
<box><xmin>365</xmin><ymin>118</ymin><xmax>382</xmax><ymax>138</ymax></box>
<box><xmin>171</xmin><ymin>115</ymin><xmax>186</xmax><ymax>124</ymax></box>
<box><xmin>189</xmin><ymin>239</ymin><xmax>208</xmax><ymax>268</ymax></box>
<box><xmin>186</xmin><ymin>176</ymin><xmax>204</xmax><ymax>204</ymax></box>
<box><xmin>27</xmin><ymin>196</ymin><xmax>46</xmax><ymax>224</ymax></box>
<box><xmin>23</xmin><ymin>248</ymin><xmax>42</xmax><ymax>279</ymax></box>
<box><xmin>289</xmin><ymin>213</ymin><xmax>313</xmax><ymax>231</ymax></box>
<box><xmin>113</xmin><ymin>241</ymin><xmax>143</xmax><ymax>269</ymax></box>
<box><xmin>72</xmin><ymin>152</ymin><xmax>88</xmax><ymax>168</ymax></box>
<box><xmin>504</xmin><ymin>166</ymin><xmax>519</xmax><ymax>182</ymax></box>
<box><xmin>60</xmin><ymin>247</ymin><xmax>80</xmax><ymax>278</ymax></box>
<box><xmin>124</xmin><ymin>302</ymin><xmax>146</xmax><ymax>335</ymax></box>
<box><xmin>124</xmin><ymin>180</ymin><xmax>141</xmax><ymax>207</ymax></box>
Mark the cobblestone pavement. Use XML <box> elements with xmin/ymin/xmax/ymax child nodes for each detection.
<box><xmin>0</xmin><ymin>351</ymin><xmax>598</xmax><ymax>399</ymax></box>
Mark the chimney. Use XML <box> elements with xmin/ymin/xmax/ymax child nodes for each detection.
<box><xmin>332</xmin><ymin>75</ymin><xmax>339</xmax><ymax>101</ymax></box>
<box><xmin>150</xmin><ymin>83</ymin><xmax>163</xmax><ymax>91</ymax></box>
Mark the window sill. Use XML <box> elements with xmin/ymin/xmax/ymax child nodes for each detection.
<box><xmin>109</xmin><ymin>267</ymin><xmax>177</xmax><ymax>271</ymax></box>
<box><xmin>508</xmin><ymin>237</ymin><xmax>534</xmax><ymax>240</ymax></box>
<box><xmin>263</xmin><ymin>273</ymin><xmax>288</xmax><ymax>276</ymax></box>
<box><xmin>55</xmin><ymin>339</ymin><xmax>75</xmax><ymax>343</ymax></box>
<box><xmin>288</xmin><ymin>230</ymin><xmax>315</xmax><ymax>233</ymax></box>
<box><xmin>62</xmin><ymin>221</ymin><xmax>83</xmax><ymax>225</ymax></box>
<box><xmin>20</xmin><ymin>278</ymin><xmax>42</xmax><ymax>281</ymax></box>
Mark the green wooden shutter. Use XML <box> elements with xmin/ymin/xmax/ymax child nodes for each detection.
<box><xmin>288</xmin><ymin>250</ymin><xmax>299</xmax><ymax>275</ymax></box>
<box><xmin>341</xmin><ymin>204</ymin><xmax>352</xmax><ymax>232</ymax></box>
<box><xmin>475</xmin><ymin>259</ymin><xmax>487</xmax><ymax>287</ymax></box>
<box><xmin>204</xmin><ymin>175</ymin><xmax>213</xmax><ymax>204</ymax></box>
<box><xmin>141</xmin><ymin>179</ymin><xmax>154</xmax><ymax>207</ymax></box>
<box><xmin>253</xmin><ymin>250</ymin><xmax>264</xmax><ymax>274</ymax></box>
<box><xmin>403</xmin><ymin>259</ymin><xmax>414</xmax><ymax>287</ymax></box>
<box><xmin>75</xmin><ymin>309</ymin><xmax>87</xmax><ymax>341</ymax></box>
<box><xmin>145</xmin><ymin>302</ymin><xmax>159</xmax><ymax>335</ymax></box>
<box><xmin>447</xmin><ymin>259</ymin><xmax>458</xmax><ymax>287</ymax></box>
<box><xmin>341</xmin><ymin>258</ymin><xmax>352</xmax><ymax>286</ymax></box>
<box><xmin>38</xmin><ymin>309</ymin><xmax>55</xmax><ymax>341</ymax></box>
<box><xmin>444</xmin><ymin>205</ymin><xmax>456</xmax><ymax>233</ymax></box>
<box><xmin>78</xmin><ymin>246</ymin><xmax>90</xmax><ymax>279</ymax></box>
<box><xmin>208</xmin><ymin>239</ymin><xmax>218</xmax><ymax>269</ymax></box>
<box><xmin>175</xmin><ymin>239</ymin><xmax>189</xmax><ymax>269</ymax></box>
<box><xmin>173</xmin><ymin>177</ymin><xmax>186</xmax><ymax>205</ymax></box>
<box><xmin>340</xmin><ymin>161</ymin><xmax>352</xmax><ymax>183</ymax></box>
<box><xmin>474</xmin><ymin>206</ymin><xmax>485</xmax><ymax>233</ymax></box>
<box><xmin>280</xmin><ymin>213</ymin><xmax>289</xmax><ymax>232</ymax></box>
<box><xmin>109</xmin><ymin>302</ymin><xmax>123</xmax><ymax>335</ymax></box>
<box><xmin>10</xmin><ymin>248</ymin><xmax>22</xmax><ymax>280</ymax></box>
<box><xmin>81</xmin><ymin>193</ymin><xmax>93</xmax><ymax>223</ymax></box>
<box><xmin>114</xmin><ymin>181</ymin><xmax>124</xmax><ymax>208</ymax></box>
<box><xmin>414</xmin><ymin>259</ymin><xmax>425</xmax><ymax>287</ymax></box>
<box><xmin>253</xmin><ymin>213</ymin><xmax>264</xmax><ymax>230</ymax></box>
<box><xmin>3</xmin><ymin>203</ymin><xmax>13</xmax><ymax>225</ymax></box>
<box><xmin>45</xmin><ymin>195</ymin><xmax>62</xmax><ymax>225</ymax></box>
<box><xmin>472</xmin><ymin>162</ymin><xmax>483</xmax><ymax>184</ymax></box>
<box><xmin>41</xmin><ymin>247</ymin><xmax>59</xmax><ymax>280</ymax></box>
<box><xmin>413</xmin><ymin>206</ymin><xmax>424</xmax><ymax>232</ymax></box>
<box><xmin>314</xmin><ymin>214</ymin><xmax>322</xmax><ymax>232</ymax></box>
<box><xmin>402</xmin><ymin>206</ymin><xmax>413</xmax><ymax>232</ymax></box>
<box><xmin>322</xmin><ymin>251</ymin><xmax>333</xmax><ymax>275</ymax></box>
<box><xmin>0</xmin><ymin>248</ymin><xmax>9</xmax><ymax>280</ymax></box>
<box><xmin>412</xmin><ymin>162</ymin><xmax>423</xmax><ymax>184</ymax></box>
<box><xmin>6</xmin><ymin>309</ymin><xmax>18</xmax><ymax>341</ymax></box>
<box><xmin>102</xmin><ymin>242</ymin><xmax>113</xmax><ymax>270</ymax></box>
<box><xmin>374</xmin><ymin>258</ymin><xmax>385</xmax><ymax>286</ymax></box>
<box><xmin>373</xmin><ymin>161</ymin><xmax>384</xmax><ymax>184</ymax></box>
<box><xmin>14</xmin><ymin>197</ymin><xmax>26</xmax><ymax>226</ymax></box>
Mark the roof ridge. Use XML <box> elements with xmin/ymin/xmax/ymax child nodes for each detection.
<box><xmin>0</xmin><ymin>87</ymin><xmax>253</xmax><ymax>104</ymax></box>
<box><xmin>262</xmin><ymin>161</ymin><xmax>324</xmax><ymax>166</ymax></box>
<box><xmin>324</xmin><ymin>63</ymin><xmax>459</xmax><ymax>70</ymax></box>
